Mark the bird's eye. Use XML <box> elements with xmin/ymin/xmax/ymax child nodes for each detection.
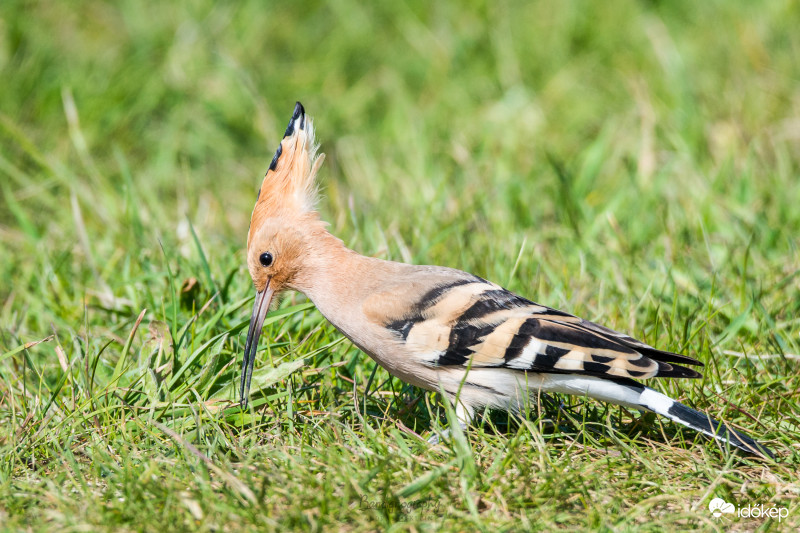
<box><xmin>259</xmin><ymin>252</ymin><xmax>274</xmax><ymax>267</ymax></box>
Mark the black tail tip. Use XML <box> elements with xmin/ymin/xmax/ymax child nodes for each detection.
<box><xmin>666</xmin><ymin>401</ymin><xmax>775</xmax><ymax>459</ymax></box>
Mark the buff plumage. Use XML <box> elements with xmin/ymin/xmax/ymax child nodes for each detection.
<box><xmin>239</xmin><ymin>102</ymin><xmax>773</xmax><ymax>458</ymax></box>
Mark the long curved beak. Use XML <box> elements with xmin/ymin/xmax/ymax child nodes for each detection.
<box><xmin>240</xmin><ymin>281</ymin><xmax>274</xmax><ymax>408</ymax></box>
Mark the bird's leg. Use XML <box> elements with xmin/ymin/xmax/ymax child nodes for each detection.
<box><xmin>427</xmin><ymin>402</ymin><xmax>474</xmax><ymax>445</ymax></box>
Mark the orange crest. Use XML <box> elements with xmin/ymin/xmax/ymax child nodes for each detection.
<box><xmin>247</xmin><ymin>102</ymin><xmax>325</xmax><ymax>249</ymax></box>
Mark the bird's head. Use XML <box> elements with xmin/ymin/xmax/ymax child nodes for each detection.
<box><xmin>241</xmin><ymin>102</ymin><xmax>326</xmax><ymax>407</ymax></box>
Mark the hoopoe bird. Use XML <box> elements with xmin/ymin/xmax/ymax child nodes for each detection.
<box><xmin>241</xmin><ymin>102</ymin><xmax>773</xmax><ymax>458</ymax></box>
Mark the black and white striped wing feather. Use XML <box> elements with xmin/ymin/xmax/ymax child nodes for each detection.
<box><xmin>369</xmin><ymin>275</ymin><xmax>772</xmax><ymax>457</ymax></box>
<box><xmin>384</xmin><ymin>278</ymin><xmax>703</xmax><ymax>380</ymax></box>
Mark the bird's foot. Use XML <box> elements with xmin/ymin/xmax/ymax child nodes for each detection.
<box><xmin>428</xmin><ymin>429</ymin><xmax>450</xmax><ymax>446</ymax></box>
<box><xmin>426</xmin><ymin>421</ymin><xmax>468</xmax><ymax>445</ymax></box>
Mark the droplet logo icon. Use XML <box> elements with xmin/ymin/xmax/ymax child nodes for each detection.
<box><xmin>709</xmin><ymin>498</ymin><xmax>736</xmax><ymax>517</ymax></box>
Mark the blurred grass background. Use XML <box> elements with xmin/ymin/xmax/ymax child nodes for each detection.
<box><xmin>1</xmin><ymin>0</ymin><xmax>799</xmax><ymax>530</ymax></box>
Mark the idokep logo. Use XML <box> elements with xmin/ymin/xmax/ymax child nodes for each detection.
<box><xmin>708</xmin><ymin>497</ymin><xmax>789</xmax><ymax>522</ymax></box>
<box><xmin>709</xmin><ymin>498</ymin><xmax>735</xmax><ymax>517</ymax></box>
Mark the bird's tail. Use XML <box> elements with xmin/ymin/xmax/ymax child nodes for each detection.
<box><xmin>633</xmin><ymin>385</ymin><xmax>774</xmax><ymax>458</ymax></box>
<box><xmin>544</xmin><ymin>375</ymin><xmax>774</xmax><ymax>458</ymax></box>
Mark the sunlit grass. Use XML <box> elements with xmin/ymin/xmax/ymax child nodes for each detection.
<box><xmin>1</xmin><ymin>0</ymin><xmax>798</xmax><ymax>530</ymax></box>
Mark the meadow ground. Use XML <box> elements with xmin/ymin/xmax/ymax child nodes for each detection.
<box><xmin>1</xmin><ymin>0</ymin><xmax>799</xmax><ymax>530</ymax></box>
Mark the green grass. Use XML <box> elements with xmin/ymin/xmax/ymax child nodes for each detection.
<box><xmin>1</xmin><ymin>0</ymin><xmax>799</xmax><ymax>530</ymax></box>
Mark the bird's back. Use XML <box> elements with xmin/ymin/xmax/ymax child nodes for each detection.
<box><xmin>357</xmin><ymin>266</ymin><xmax>703</xmax><ymax>384</ymax></box>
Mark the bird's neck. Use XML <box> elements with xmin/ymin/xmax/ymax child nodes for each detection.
<box><xmin>290</xmin><ymin>229</ymin><xmax>398</xmax><ymax>331</ymax></box>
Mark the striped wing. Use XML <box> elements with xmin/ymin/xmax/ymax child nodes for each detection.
<box><xmin>379</xmin><ymin>278</ymin><xmax>702</xmax><ymax>380</ymax></box>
